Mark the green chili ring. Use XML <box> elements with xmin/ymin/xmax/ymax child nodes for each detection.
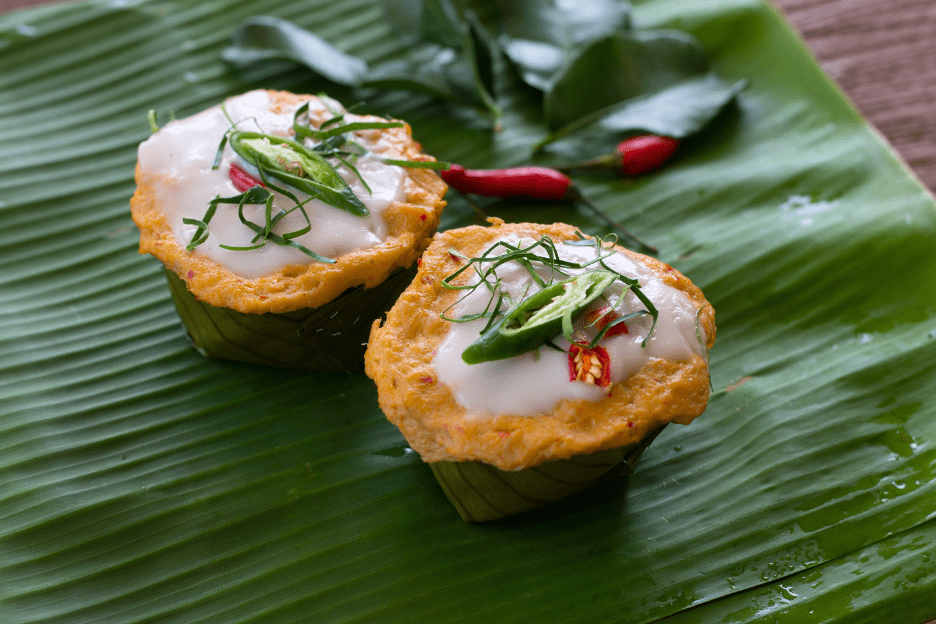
<box><xmin>461</xmin><ymin>269</ymin><xmax>618</xmax><ymax>364</ymax></box>
<box><xmin>228</xmin><ymin>130</ymin><xmax>369</xmax><ymax>217</ymax></box>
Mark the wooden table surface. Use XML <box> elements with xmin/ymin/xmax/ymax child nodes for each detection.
<box><xmin>773</xmin><ymin>0</ymin><xmax>936</xmax><ymax>195</ymax></box>
<box><xmin>1</xmin><ymin>0</ymin><xmax>934</xmax><ymax>621</ymax></box>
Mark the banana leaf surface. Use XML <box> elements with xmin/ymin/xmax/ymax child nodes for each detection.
<box><xmin>1</xmin><ymin>0</ymin><xmax>935</xmax><ymax>622</ymax></box>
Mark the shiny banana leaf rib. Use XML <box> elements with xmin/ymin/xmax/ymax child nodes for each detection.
<box><xmin>658</xmin><ymin>517</ymin><xmax>936</xmax><ymax>624</ymax></box>
<box><xmin>1</xmin><ymin>0</ymin><xmax>935</xmax><ymax>623</ymax></box>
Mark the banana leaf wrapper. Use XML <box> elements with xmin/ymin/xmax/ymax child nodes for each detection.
<box><xmin>165</xmin><ymin>266</ymin><xmax>417</xmax><ymax>373</ymax></box>
<box><xmin>430</xmin><ymin>425</ymin><xmax>667</xmax><ymax>523</ymax></box>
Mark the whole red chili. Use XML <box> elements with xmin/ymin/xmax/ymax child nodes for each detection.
<box><xmin>438</xmin><ymin>163</ymin><xmax>658</xmax><ymax>253</ymax></box>
<box><xmin>617</xmin><ymin>135</ymin><xmax>680</xmax><ymax>176</ymax></box>
<box><xmin>568</xmin><ymin>342</ymin><xmax>612</xmax><ymax>387</ymax></box>
<box><xmin>562</xmin><ymin>134</ymin><xmax>680</xmax><ymax>177</ymax></box>
<box><xmin>440</xmin><ymin>164</ymin><xmax>573</xmax><ymax>200</ymax></box>
<box><xmin>229</xmin><ymin>162</ymin><xmax>264</xmax><ymax>192</ymax></box>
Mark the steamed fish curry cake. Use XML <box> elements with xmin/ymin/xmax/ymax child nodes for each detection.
<box><xmin>131</xmin><ymin>89</ymin><xmax>446</xmax><ymax>314</ymax></box>
<box><xmin>365</xmin><ymin>220</ymin><xmax>715</xmax><ymax>471</ymax></box>
<box><xmin>129</xmin><ymin>89</ymin><xmax>446</xmax><ymax>372</ymax></box>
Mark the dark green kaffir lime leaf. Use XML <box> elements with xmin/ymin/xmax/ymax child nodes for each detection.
<box><xmin>222</xmin><ymin>16</ymin><xmax>369</xmax><ymax>86</ymax></box>
<box><xmin>377</xmin><ymin>0</ymin><xmax>423</xmax><ymax>40</ymax></box>
<box><xmin>363</xmin><ymin>44</ymin><xmax>474</xmax><ymax>101</ymax></box>
<box><xmin>365</xmin><ymin>2</ymin><xmax>500</xmax><ymax>118</ymax></box>
<box><xmin>378</xmin><ymin>0</ymin><xmax>462</xmax><ymax>44</ymax></box>
<box><xmin>4</xmin><ymin>0</ymin><xmax>936</xmax><ymax>623</ymax></box>
<box><xmin>544</xmin><ymin>30</ymin><xmax>711</xmax><ymax>131</ymax></box>
<box><xmin>543</xmin><ymin>74</ymin><xmax>747</xmax><ymax>159</ymax></box>
<box><xmin>497</xmin><ymin>0</ymin><xmax>632</xmax><ymax>91</ymax></box>
<box><xmin>223</xmin><ymin>3</ymin><xmax>500</xmax><ymax>120</ymax></box>
<box><xmin>463</xmin><ymin>9</ymin><xmax>499</xmax><ymax>115</ymax></box>
<box><xmin>497</xmin><ymin>4</ymin><xmax>741</xmax><ymax>145</ymax></box>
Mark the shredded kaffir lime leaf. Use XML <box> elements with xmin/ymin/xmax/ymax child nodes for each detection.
<box><xmin>147</xmin><ymin>109</ymin><xmax>160</xmax><ymax>134</ymax></box>
<box><xmin>185</xmin><ymin>98</ymin><xmax>442</xmax><ymax>261</ymax></box>
<box><xmin>185</xmin><ymin>99</ymin><xmax>411</xmax><ymax>261</ymax></box>
<box><xmin>380</xmin><ymin>158</ymin><xmax>451</xmax><ymax>170</ymax></box>
<box><xmin>184</xmin><ymin>186</ymin><xmax>336</xmax><ymax>264</ymax></box>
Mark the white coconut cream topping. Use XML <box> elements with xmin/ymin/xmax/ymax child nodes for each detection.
<box><xmin>432</xmin><ymin>236</ymin><xmax>707</xmax><ymax>415</ymax></box>
<box><xmin>137</xmin><ymin>90</ymin><xmax>406</xmax><ymax>279</ymax></box>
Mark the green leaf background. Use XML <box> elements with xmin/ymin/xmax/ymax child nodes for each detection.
<box><xmin>497</xmin><ymin>0</ymin><xmax>632</xmax><ymax>91</ymax></box>
<box><xmin>1</xmin><ymin>0</ymin><xmax>935</xmax><ymax>622</ymax></box>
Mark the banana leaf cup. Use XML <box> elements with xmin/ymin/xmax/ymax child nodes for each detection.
<box><xmin>430</xmin><ymin>426</ymin><xmax>667</xmax><ymax>523</ymax></box>
<box><xmin>365</xmin><ymin>220</ymin><xmax>716</xmax><ymax>522</ymax></box>
<box><xmin>130</xmin><ymin>90</ymin><xmax>447</xmax><ymax>372</ymax></box>
<box><xmin>165</xmin><ymin>265</ymin><xmax>417</xmax><ymax>373</ymax></box>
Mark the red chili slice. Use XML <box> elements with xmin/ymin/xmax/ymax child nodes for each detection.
<box><xmin>568</xmin><ymin>342</ymin><xmax>612</xmax><ymax>387</ymax></box>
<box><xmin>229</xmin><ymin>162</ymin><xmax>265</xmax><ymax>192</ymax></box>
<box><xmin>583</xmin><ymin>305</ymin><xmax>629</xmax><ymax>338</ymax></box>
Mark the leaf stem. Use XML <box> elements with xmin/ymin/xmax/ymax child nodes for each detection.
<box><xmin>566</xmin><ymin>188</ymin><xmax>658</xmax><ymax>254</ymax></box>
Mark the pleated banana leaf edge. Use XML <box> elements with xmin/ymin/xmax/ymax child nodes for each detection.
<box><xmin>431</xmin><ymin>425</ymin><xmax>667</xmax><ymax>522</ymax></box>
<box><xmin>165</xmin><ymin>265</ymin><xmax>418</xmax><ymax>373</ymax></box>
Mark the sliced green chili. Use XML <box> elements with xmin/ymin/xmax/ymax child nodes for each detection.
<box><xmin>228</xmin><ymin>130</ymin><xmax>369</xmax><ymax>216</ymax></box>
<box><xmin>441</xmin><ymin>233</ymin><xmax>659</xmax><ymax>362</ymax></box>
<box><xmin>461</xmin><ymin>270</ymin><xmax>617</xmax><ymax>364</ymax></box>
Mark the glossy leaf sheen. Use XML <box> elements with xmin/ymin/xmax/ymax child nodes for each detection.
<box><xmin>222</xmin><ymin>16</ymin><xmax>370</xmax><ymax>85</ymax></box>
<box><xmin>1</xmin><ymin>0</ymin><xmax>936</xmax><ymax>623</ymax></box>
<box><xmin>497</xmin><ymin>0</ymin><xmax>632</xmax><ymax>91</ymax></box>
<box><xmin>364</xmin><ymin>4</ymin><xmax>499</xmax><ymax>115</ymax></box>
<box><xmin>222</xmin><ymin>2</ymin><xmax>498</xmax><ymax>114</ymax></box>
<box><xmin>544</xmin><ymin>73</ymin><xmax>748</xmax><ymax>158</ymax></box>
<box><xmin>545</xmin><ymin>30</ymin><xmax>712</xmax><ymax>130</ymax></box>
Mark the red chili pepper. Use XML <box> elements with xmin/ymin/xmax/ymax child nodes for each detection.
<box><xmin>439</xmin><ymin>163</ymin><xmax>657</xmax><ymax>254</ymax></box>
<box><xmin>562</xmin><ymin>134</ymin><xmax>679</xmax><ymax>177</ymax></box>
<box><xmin>617</xmin><ymin>135</ymin><xmax>680</xmax><ymax>176</ymax></box>
<box><xmin>583</xmin><ymin>306</ymin><xmax>629</xmax><ymax>338</ymax></box>
<box><xmin>229</xmin><ymin>162</ymin><xmax>264</xmax><ymax>192</ymax></box>
<box><xmin>440</xmin><ymin>164</ymin><xmax>573</xmax><ymax>200</ymax></box>
<box><xmin>568</xmin><ymin>342</ymin><xmax>612</xmax><ymax>387</ymax></box>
